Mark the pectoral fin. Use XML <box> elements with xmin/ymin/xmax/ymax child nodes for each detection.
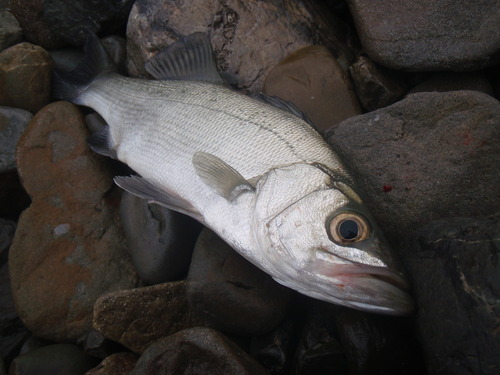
<box><xmin>193</xmin><ymin>152</ymin><xmax>254</xmax><ymax>201</ymax></box>
<box><xmin>114</xmin><ymin>175</ymin><xmax>204</xmax><ymax>222</ymax></box>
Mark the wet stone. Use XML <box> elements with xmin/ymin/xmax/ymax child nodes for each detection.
<box><xmin>0</xmin><ymin>107</ymin><xmax>33</xmax><ymax>172</ymax></box>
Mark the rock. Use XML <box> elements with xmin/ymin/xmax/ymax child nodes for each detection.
<box><xmin>0</xmin><ymin>170</ymin><xmax>30</xmax><ymax>220</ymax></box>
<box><xmin>0</xmin><ymin>218</ymin><xmax>15</xmax><ymax>262</ymax></box>
<box><xmin>405</xmin><ymin>215</ymin><xmax>500</xmax><ymax>375</ymax></box>
<box><xmin>130</xmin><ymin>327</ymin><xmax>268</xmax><ymax>375</ymax></box>
<box><xmin>41</xmin><ymin>0</ymin><xmax>135</xmax><ymax>46</ymax></box>
<box><xmin>408</xmin><ymin>72</ymin><xmax>495</xmax><ymax>96</ymax></box>
<box><xmin>323</xmin><ymin>91</ymin><xmax>500</xmax><ymax>244</ymax></box>
<box><xmin>84</xmin><ymin>352</ymin><xmax>138</xmax><ymax>375</ymax></box>
<box><xmin>348</xmin><ymin>0</ymin><xmax>500</xmax><ymax>71</ymax></box>
<box><xmin>187</xmin><ymin>228</ymin><xmax>292</xmax><ymax>336</ymax></box>
<box><xmin>9</xmin><ymin>101</ymin><xmax>138</xmax><ymax>342</ymax></box>
<box><xmin>8</xmin><ymin>344</ymin><xmax>97</xmax><ymax>375</ymax></box>
<box><xmin>81</xmin><ymin>330</ymin><xmax>127</xmax><ymax>360</ymax></box>
<box><xmin>120</xmin><ymin>191</ymin><xmax>201</xmax><ymax>285</ymax></box>
<box><xmin>8</xmin><ymin>0</ymin><xmax>66</xmax><ymax>49</ymax></box>
<box><xmin>127</xmin><ymin>0</ymin><xmax>356</xmax><ymax>91</ymax></box>
<box><xmin>263</xmin><ymin>46</ymin><xmax>361</xmax><ymax>131</ymax></box>
<box><xmin>93</xmin><ymin>281</ymin><xmax>207</xmax><ymax>353</ymax></box>
<box><xmin>0</xmin><ymin>42</ymin><xmax>53</xmax><ymax>113</ymax></box>
<box><xmin>0</xmin><ymin>11</ymin><xmax>22</xmax><ymax>51</ymax></box>
<box><xmin>0</xmin><ymin>107</ymin><xmax>32</xmax><ymax>172</ymax></box>
<box><xmin>349</xmin><ymin>55</ymin><xmax>408</xmax><ymax>111</ymax></box>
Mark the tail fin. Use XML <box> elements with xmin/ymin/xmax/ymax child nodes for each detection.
<box><xmin>52</xmin><ymin>33</ymin><xmax>116</xmax><ymax>102</ymax></box>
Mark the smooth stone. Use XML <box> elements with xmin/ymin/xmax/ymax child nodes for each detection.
<box><xmin>9</xmin><ymin>344</ymin><xmax>97</xmax><ymax>375</ymax></box>
<box><xmin>120</xmin><ymin>191</ymin><xmax>201</xmax><ymax>284</ymax></box>
<box><xmin>263</xmin><ymin>46</ymin><xmax>361</xmax><ymax>131</ymax></box>
<box><xmin>349</xmin><ymin>55</ymin><xmax>408</xmax><ymax>111</ymax></box>
<box><xmin>0</xmin><ymin>11</ymin><xmax>22</xmax><ymax>51</ymax></box>
<box><xmin>408</xmin><ymin>72</ymin><xmax>495</xmax><ymax>96</ymax></box>
<box><xmin>9</xmin><ymin>101</ymin><xmax>138</xmax><ymax>342</ymax></box>
<box><xmin>405</xmin><ymin>215</ymin><xmax>500</xmax><ymax>375</ymax></box>
<box><xmin>187</xmin><ymin>228</ymin><xmax>292</xmax><ymax>336</ymax></box>
<box><xmin>127</xmin><ymin>0</ymin><xmax>357</xmax><ymax>91</ymax></box>
<box><xmin>348</xmin><ymin>0</ymin><xmax>500</xmax><ymax>71</ymax></box>
<box><xmin>130</xmin><ymin>327</ymin><xmax>268</xmax><ymax>375</ymax></box>
<box><xmin>324</xmin><ymin>91</ymin><xmax>500</xmax><ymax>244</ymax></box>
<box><xmin>0</xmin><ymin>43</ymin><xmax>53</xmax><ymax>113</ymax></box>
<box><xmin>8</xmin><ymin>0</ymin><xmax>66</xmax><ymax>49</ymax></box>
<box><xmin>84</xmin><ymin>352</ymin><xmax>138</xmax><ymax>375</ymax></box>
<box><xmin>93</xmin><ymin>281</ymin><xmax>207</xmax><ymax>353</ymax></box>
<box><xmin>0</xmin><ymin>107</ymin><xmax>32</xmax><ymax>172</ymax></box>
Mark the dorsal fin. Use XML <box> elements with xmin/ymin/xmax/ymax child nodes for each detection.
<box><xmin>144</xmin><ymin>33</ymin><xmax>224</xmax><ymax>84</ymax></box>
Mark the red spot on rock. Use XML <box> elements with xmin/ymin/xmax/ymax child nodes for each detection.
<box><xmin>383</xmin><ymin>185</ymin><xmax>393</xmax><ymax>193</ymax></box>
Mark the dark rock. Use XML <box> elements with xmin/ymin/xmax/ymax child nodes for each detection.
<box><xmin>42</xmin><ymin>0</ymin><xmax>135</xmax><ymax>46</ymax></box>
<box><xmin>127</xmin><ymin>0</ymin><xmax>356</xmax><ymax>91</ymax></box>
<box><xmin>263</xmin><ymin>46</ymin><xmax>361</xmax><ymax>131</ymax></box>
<box><xmin>8</xmin><ymin>0</ymin><xmax>66</xmax><ymax>50</ymax></box>
<box><xmin>0</xmin><ymin>171</ymin><xmax>30</xmax><ymax>220</ymax></box>
<box><xmin>0</xmin><ymin>42</ymin><xmax>53</xmax><ymax>113</ymax></box>
<box><xmin>84</xmin><ymin>352</ymin><xmax>138</xmax><ymax>375</ymax></box>
<box><xmin>324</xmin><ymin>91</ymin><xmax>500</xmax><ymax>244</ymax></box>
<box><xmin>187</xmin><ymin>228</ymin><xmax>292</xmax><ymax>336</ymax></box>
<box><xmin>408</xmin><ymin>72</ymin><xmax>495</xmax><ymax>96</ymax></box>
<box><xmin>93</xmin><ymin>281</ymin><xmax>207</xmax><ymax>353</ymax></box>
<box><xmin>81</xmin><ymin>330</ymin><xmax>127</xmax><ymax>360</ymax></box>
<box><xmin>9</xmin><ymin>101</ymin><xmax>138</xmax><ymax>342</ymax></box>
<box><xmin>8</xmin><ymin>344</ymin><xmax>97</xmax><ymax>375</ymax></box>
<box><xmin>0</xmin><ymin>107</ymin><xmax>32</xmax><ymax>172</ymax></box>
<box><xmin>0</xmin><ymin>11</ymin><xmax>22</xmax><ymax>51</ymax></box>
<box><xmin>0</xmin><ymin>218</ymin><xmax>15</xmax><ymax>263</ymax></box>
<box><xmin>348</xmin><ymin>0</ymin><xmax>500</xmax><ymax>71</ymax></box>
<box><xmin>405</xmin><ymin>215</ymin><xmax>500</xmax><ymax>375</ymax></box>
<box><xmin>349</xmin><ymin>55</ymin><xmax>408</xmax><ymax>111</ymax></box>
<box><xmin>335</xmin><ymin>309</ymin><xmax>424</xmax><ymax>375</ymax></box>
<box><xmin>120</xmin><ymin>191</ymin><xmax>201</xmax><ymax>284</ymax></box>
<box><xmin>130</xmin><ymin>327</ymin><xmax>268</xmax><ymax>375</ymax></box>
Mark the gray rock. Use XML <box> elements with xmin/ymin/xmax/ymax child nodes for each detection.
<box><xmin>131</xmin><ymin>327</ymin><xmax>268</xmax><ymax>375</ymax></box>
<box><xmin>187</xmin><ymin>228</ymin><xmax>292</xmax><ymax>336</ymax></box>
<box><xmin>9</xmin><ymin>344</ymin><xmax>97</xmax><ymax>375</ymax></box>
<box><xmin>324</xmin><ymin>91</ymin><xmax>500</xmax><ymax>245</ymax></box>
<box><xmin>101</xmin><ymin>35</ymin><xmax>128</xmax><ymax>75</ymax></box>
<box><xmin>120</xmin><ymin>191</ymin><xmax>201</xmax><ymax>285</ymax></box>
<box><xmin>348</xmin><ymin>0</ymin><xmax>500</xmax><ymax>71</ymax></box>
<box><xmin>0</xmin><ymin>107</ymin><xmax>32</xmax><ymax>172</ymax></box>
<box><xmin>127</xmin><ymin>0</ymin><xmax>356</xmax><ymax>91</ymax></box>
<box><xmin>349</xmin><ymin>55</ymin><xmax>408</xmax><ymax>111</ymax></box>
<box><xmin>0</xmin><ymin>11</ymin><xmax>22</xmax><ymax>51</ymax></box>
<box><xmin>404</xmin><ymin>215</ymin><xmax>500</xmax><ymax>375</ymax></box>
<box><xmin>408</xmin><ymin>72</ymin><xmax>495</xmax><ymax>96</ymax></box>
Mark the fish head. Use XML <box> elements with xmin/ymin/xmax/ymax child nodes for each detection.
<box><xmin>253</xmin><ymin>164</ymin><xmax>414</xmax><ymax>315</ymax></box>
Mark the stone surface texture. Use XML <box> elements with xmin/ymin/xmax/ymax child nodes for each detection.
<box><xmin>0</xmin><ymin>11</ymin><xmax>22</xmax><ymax>51</ymax></box>
<box><xmin>9</xmin><ymin>101</ymin><xmax>138</xmax><ymax>342</ymax></box>
<box><xmin>324</xmin><ymin>91</ymin><xmax>500</xmax><ymax>243</ymax></box>
<box><xmin>0</xmin><ymin>107</ymin><xmax>32</xmax><ymax>172</ymax></box>
<box><xmin>263</xmin><ymin>45</ymin><xmax>361</xmax><ymax>131</ymax></box>
<box><xmin>0</xmin><ymin>42</ymin><xmax>53</xmax><ymax>113</ymax></box>
<box><xmin>348</xmin><ymin>0</ymin><xmax>500</xmax><ymax>71</ymax></box>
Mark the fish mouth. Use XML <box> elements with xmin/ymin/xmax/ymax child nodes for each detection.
<box><xmin>312</xmin><ymin>259</ymin><xmax>414</xmax><ymax>315</ymax></box>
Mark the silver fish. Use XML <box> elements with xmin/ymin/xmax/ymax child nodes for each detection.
<box><xmin>54</xmin><ymin>33</ymin><xmax>413</xmax><ymax>315</ymax></box>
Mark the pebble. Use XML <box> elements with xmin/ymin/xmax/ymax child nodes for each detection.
<box><xmin>348</xmin><ymin>0</ymin><xmax>500</xmax><ymax>71</ymax></box>
<box><xmin>130</xmin><ymin>327</ymin><xmax>268</xmax><ymax>375</ymax></box>
<box><xmin>0</xmin><ymin>43</ymin><xmax>53</xmax><ymax>113</ymax></box>
<box><xmin>9</xmin><ymin>101</ymin><xmax>138</xmax><ymax>342</ymax></box>
<box><xmin>263</xmin><ymin>45</ymin><xmax>361</xmax><ymax>131</ymax></box>
<box><xmin>0</xmin><ymin>11</ymin><xmax>22</xmax><ymax>51</ymax></box>
<box><xmin>0</xmin><ymin>107</ymin><xmax>32</xmax><ymax>172</ymax></box>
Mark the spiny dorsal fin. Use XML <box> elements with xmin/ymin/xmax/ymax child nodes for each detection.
<box><xmin>144</xmin><ymin>33</ymin><xmax>224</xmax><ymax>84</ymax></box>
<box><xmin>253</xmin><ymin>93</ymin><xmax>318</xmax><ymax>131</ymax></box>
<box><xmin>193</xmin><ymin>152</ymin><xmax>254</xmax><ymax>201</ymax></box>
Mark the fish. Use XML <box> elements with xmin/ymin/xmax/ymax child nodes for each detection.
<box><xmin>53</xmin><ymin>33</ymin><xmax>414</xmax><ymax>315</ymax></box>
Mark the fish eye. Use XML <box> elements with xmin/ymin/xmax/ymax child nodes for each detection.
<box><xmin>328</xmin><ymin>212</ymin><xmax>370</xmax><ymax>244</ymax></box>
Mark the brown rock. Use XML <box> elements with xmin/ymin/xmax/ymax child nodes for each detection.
<box><xmin>263</xmin><ymin>46</ymin><xmax>361</xmax><ymax>131</ymax></box>
<box><xmin>130</xmin><ymin>327</ymin><xmax>268</xmax><ymax>375</ymax></box>
<box><xmin>9</xmin><ymin>101</ymin><xmax>138</xmax><ymax>342</ymax></box>
<box><xmin>93</xmin><ymin>281</ymin><xmax>208</xmax><ymax>353</ymax></box>
<box><xmin>0</xmin><ymin>42</ymin><xmax>53</xmax><ymax>113</ymax></box>
<box><xmin>84</xmin><ymin>352</ymin><xmax>138</xmax><ymax>375</ymax></box>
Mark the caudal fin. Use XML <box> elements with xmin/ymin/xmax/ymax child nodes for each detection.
<box><xmin>52</xmin><ymin>33</ymin><xmax>116</xmax><ymax>102</ymax></box>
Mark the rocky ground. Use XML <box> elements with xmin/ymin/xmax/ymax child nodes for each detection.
<box><xmin>0</xmin><ymin>0</ymin><xmax>499</xmax><ymax>374</ymax></box>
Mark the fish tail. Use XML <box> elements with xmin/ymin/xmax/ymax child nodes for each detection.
<box><xmin>52</xmin><ymin>33</ymin><xmax>116</xmax><ymax>103</ymax></box>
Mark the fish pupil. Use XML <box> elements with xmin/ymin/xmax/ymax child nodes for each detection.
<box><xmin>339</xmin><ymin>220</ymin><xmax>358</xmax><ymax>240</ymax></box>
